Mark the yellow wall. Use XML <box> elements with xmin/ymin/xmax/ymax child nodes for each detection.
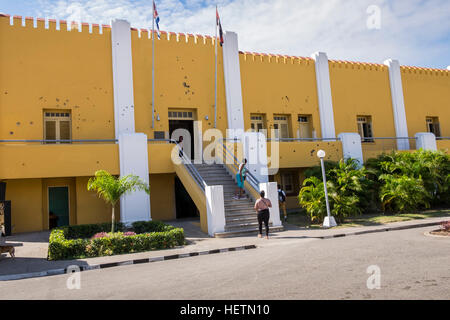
<box><xmin>0</xmin><ymin>144</ymin><xmax>119</xmax><ymax>179</ymax></box>
<box><xmin>5</xmin><ymin>179</ymin><xmax>43</xmax><ymax>233</ymax></box>
<box><xmin>271</xmin><ymin>141</ymin><xmax>343</xmax><ymax>168</ymax></box>
<box><xmin>149</xmin><ymin>173</ymin><xmax>176</xmax><ymax>221</ymax></box>
<box><xmin>437</xmin><ymin>140</ymin><xmax>450</xmax><ymax>154</ymax></box>
<box><xmin>76</xmin><ymin>176</ymin><xmax>120</xmax><ymax>225</ymax></box>
<box><xmin>240</xmin><ymin>53</ymin><xmax>321</xmax><ymax>138</ymax></box>
<box><xmin>131</xmin><ymin>31</ymin><xmax>228</xmax><ymax>139</ymax></box>
<box><xmin>329</xmin><ymin>61</ymin><xmax>397</xmax><ymax>151</ymax></box>
<box><xmin>401</xmin><ymin>67</ymin><xmax>450</xmax><ymax>137</ymax></box>
<box><xmin>0</xmin><ymin>16</ymin><xmax>115</xmax><ymax>142</ymax></box>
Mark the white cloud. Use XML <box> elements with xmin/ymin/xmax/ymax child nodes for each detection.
<box><xmin>34</xmin><ymin>0</ymin><xmax>450</xmax><ymax>68</ymax></box>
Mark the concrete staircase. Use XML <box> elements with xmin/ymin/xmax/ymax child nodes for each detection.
<box><xmin>194</xmin><ymin>163</ymin><xmax>284</xmax><ymax>238</ymax></box>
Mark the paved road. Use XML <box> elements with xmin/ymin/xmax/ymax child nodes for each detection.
<box><xmin>1</xmin><ymin>226</ymin><xmax>448</xmax><ymax>300</ymax></box>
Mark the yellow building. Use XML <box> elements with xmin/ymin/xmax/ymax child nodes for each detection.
<box><xmin>0</xmin><ymin>14</ymin><xmax>449</xmax><ymax>235</ymax></box>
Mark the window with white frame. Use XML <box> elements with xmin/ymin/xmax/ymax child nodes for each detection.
<box><xmin>44</xmin><ymin>111</ymin><xmax>71</xmax><ymax>144</ymax></box>
<box><xmin>250</xmin><ymin>114</ymin><xmax>266</xmax><ymax>134</ymax></box>
<box><xmin>273</xmin><ymin>115</ymin><xmax>290</xmax><ymax>139</ymax></box>
<box><xmin>297</xmin><ymin>115</ymin><xmax>312</xmax><ymax>139</ymax></box>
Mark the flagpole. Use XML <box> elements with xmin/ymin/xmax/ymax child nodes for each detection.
<box><xmin>152</xmin><ymin>1</ymin><xmax>155</xmax><ymax>129</ymax></box>
<box><xmin>214</xmin><ymin>5</ymin><xmax>218</xmax><ymax>129</ymax></box>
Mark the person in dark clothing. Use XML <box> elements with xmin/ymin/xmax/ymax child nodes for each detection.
<box><xmin>254</xmin><ymin>190</ymin><xmax>272</xmax><ymax>239</ymax></box>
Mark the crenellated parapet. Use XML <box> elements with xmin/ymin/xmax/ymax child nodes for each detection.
<box><xmin>400</xmin><ymin>65</ymin><xmax>449</xmax><ymax>76</ymax></box>
<box><xmin>0</xmin><ymin>13</ymin><xmax>217</xmax><ymax>47</ymax></box>
<box><xmin>0</xmin><ymin>13</ymin><xmax>112</xmax><ymax>34</ymax></box>
<box><xmin>329</xmin><ymin>59</ymin><xmax>387</xmax><ymax>72</ymax></box>
<box><xmin>239</xmin><ymin>50</ymin><xmax>313</xmax><ymax>65</ymax></box>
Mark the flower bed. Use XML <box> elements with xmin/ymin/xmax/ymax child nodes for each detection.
<box><xmin>48</xmin><ymin>221</ymin><xmax>185</xmax><ymax>260</ymax></box>
<box><xmin>430</xmin><ymin>221</ymin><xmax>450</xmax><ymax>237</ymax></box>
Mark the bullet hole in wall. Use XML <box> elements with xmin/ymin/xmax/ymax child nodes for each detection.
<box><xmin>30</xmin><ymin>121</ymin><xmax>33</xmax><ymax>125</ymax></box>
<box><xmin>4</xmin><ymin>91</ymin><xmax>8</xmax><ymax>95</ymax></box>
<box><xmin>16</xmin><ymin>122</ymin><xmax>20</xmax><ymax>126</ymax></box>
<box><xmin>9</xmin><ymin>131</ymin><xmax>14</xmax><ymax>135</ymax></box>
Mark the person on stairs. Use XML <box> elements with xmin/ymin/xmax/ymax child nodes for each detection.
<box><xmin>234</xmin><ymin>158</ymin><xmax>247</xmax><ymax>200</ymax></box>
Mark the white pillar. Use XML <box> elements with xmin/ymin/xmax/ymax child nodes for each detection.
<box><xmin>206</xmin><ymin>185</ymin><xmax>226</xmax><ymax>237</ymax></box>
<box><xmin>260</xmin><ymin>182</ymin><xmax>282</xmax><ymax>228</ymax></box>
<box><xmin>118</xmin><ymin>133</ymin><xmax>151</xmax><ymax>224</ymax></box>
<box><xmin>384</xmin><ymin>59</ymin><xmax>410</xmax><ymax>150</ymax></box>
<box><xmin>223</xmin><ymin>31</ymin><xmax>245</xmax><ymax>139</ymax></box>
<box><xmin>111</xmin><ymin>19</ymin><xmax>136</xmax><ymax>135</ymax></box>
<box><xmin>311</xmin><ymin>52</ymin><xmax>336</xmax><ymax>139</ymax></box>
<box><xmin>415</xmin><ymin>133</ymin><xmax>437</xmax><ymax>151</ymax></box>
<box><xmin>338</xmin><ymin>133</ymin><xmax>364</xmax><ymax>166</ymax></box>
<box><xmin>242</xmin><ymin>132</ymin><xmax>269</xmax><ymax>183</ymax></box>
<box><xmin>111</xmin><ymin>20</ymin><xmax>151</xmax><ymax>224</ymax></box>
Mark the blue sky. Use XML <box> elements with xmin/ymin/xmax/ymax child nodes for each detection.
<box><xmin>1</xmin><ymin>0</ymin><xmax>449</xmax><ymax>69</ymax></box>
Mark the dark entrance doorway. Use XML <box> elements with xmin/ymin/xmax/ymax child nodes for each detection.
<box><xmin>169</xmin><ymin>119</ymin><xmax>194</xmax><ymax>160</ymax></box>
<box><xmin>174</xmin><ymin>177</ymin><xmax>198</xmax><ymax>219</ymax></box>
<box><xmin>48</xmin><ymin>186</ymin><xmax>69</xmax><ymax>228</ymax></box>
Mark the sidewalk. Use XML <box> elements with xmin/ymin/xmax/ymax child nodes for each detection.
<box><xmin>0</xmin><ymin>216</ymin><xmax>447</xmax><ymax>280</ymax></box>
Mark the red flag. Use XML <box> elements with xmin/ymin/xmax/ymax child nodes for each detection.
<box><xmin>216</xmin><ymin>7</ymin><xmax>224</xmax><ymax>46</ymax></box>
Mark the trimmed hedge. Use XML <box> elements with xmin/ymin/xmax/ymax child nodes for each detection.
<box><xmin>48</xmin><ymin>221</ymin><xmax>185</xmax><ymax>261</ymax></box>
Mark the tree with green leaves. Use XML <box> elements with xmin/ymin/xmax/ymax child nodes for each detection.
<box><xmin>87</xmin><ymin>170</ymin><xmax>150</xmax><ymax>233</ymax></box>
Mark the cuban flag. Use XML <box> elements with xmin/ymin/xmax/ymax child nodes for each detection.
<box><xmin>153</xmin><ymin>0</ymin><xmax>161</xmax><ymax>39</ymax></box>
<box><xmin>216</xmin><ymin>7</ymin><xmax>224</xmax><ymax>46</ymax></box>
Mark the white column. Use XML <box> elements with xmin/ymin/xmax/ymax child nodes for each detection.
<box><xmin>311</xmin><ymin>52</ymin><xmax>336</xmax><ymax>139</ymax></box>
<box><xmin>118</xmin><ymin>133</ymin><xmax>151</xmax><ymax>224</ymax></box>
<box><xmin>223</xmin><ymin>31</ymin><xmax>245</xmax><ymax>139</ymax></box>
<box><xmin>111</xmin><ymin>20</ymin><xmax>151</xmax><ymax>224</ymax></box>
<box><xmin>415</xmin><ymin>133</ymin><xmax>437</xmax><ymax>151</ymax></box>
<box><xmin>384</xmin><ymin>59</ymin><xmax>410</xmax><ymax>150</ymax></box>
<box><xmin>206</xmin><ymin>185</ymin><xmax>226</xmax><ymax>237</ymax></box>
<box><xmin>242</xmin><ymin>132</ymin><xmax>269</xmax><ymax>183</ymax></box>
<box><xmin>111</xmin><ymin>19</ymin><xmax>136</xmax><ymax>135</ymax></box>
<box><xmin>338</xmin><ymin>133</ymin><xmax>364</xmax><ymax>166</ymax></box>
<box><xmin>259</xmin><ymin>182</ymin><xmax>282</xmax><ymax>228</ymax></box>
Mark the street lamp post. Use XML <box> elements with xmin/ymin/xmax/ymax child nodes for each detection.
<box><xmin>317</xmin><ymin>150</ymin><xmax>337</xmax><ymax>228</ymax></box>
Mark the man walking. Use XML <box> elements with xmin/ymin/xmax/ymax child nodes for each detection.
<box><xmin>278</xmin><ymin>184</ymin><xmax>287</xmax><ymax>222</ymax></box>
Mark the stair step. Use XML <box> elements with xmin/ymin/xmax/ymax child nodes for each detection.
<box><xmin>215</xmin><ymin>225</ymin><xmax>284</xmax><ymax>238</ymax></box>
<box><xmin>226</xmin><ymin>216</ymin><xmax>258</xmax><ymax>223</ymax></box>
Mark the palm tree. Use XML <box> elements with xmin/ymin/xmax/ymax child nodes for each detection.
<box><xmin>87</xmin><ymin>170</ymin><xmax>150</xmax><ymax>233</ymax></box>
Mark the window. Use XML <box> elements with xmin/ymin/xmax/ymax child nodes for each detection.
<box><xmin>250</xmin><ymin>114</ymin><xmax>266</xmax><ymax>135</ymax></box>
<box><xmin>168</xmin><ymin>110</ymin><xmax>194</xmax><ymax>120</ymax></box>
<box><xmin>273</xmin><ymin>115</ymin><xmax>290</xmax><ymax>139</ymax></box>
<box><xmin>297</xmin><ymin>115</ymin><xmax>312</xmax><ymax>139</ymax></box>
<box><xmin>44</xmin><ymin>111</ymin><xmax>71</xmax><ymax>143</ymax></box>
<box><xmin>357</xmin><ymin>116</ymin><xmax>373</xmax><ymax>143</ymax></box>
<box><xmin>426</xmin><ymin>117</ymin><xmax>441</xmax><ymax>137</ymax></box>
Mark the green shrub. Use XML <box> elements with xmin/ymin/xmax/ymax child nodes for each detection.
<box><xmin>366</xmin><ymin>149</ymin><xmax>450</xmax><ymax>207</ymax></box>
<box><xmin>298</xmin><ymin>176</ymin><xmax>328</xmax><ymax>223</ymax></box>
<box><xmin>300</xmin><ymin>159</ymin><xmax>371</xmax><ymax>222</ymax></box>
<box><xmin>131</xmin><ymin>220</ymin><xmax>173</xmax><ymax>234</ymax></box>
<box><xmin>379</xmin><ymin>174</ymin><xmax>431</xmax><ymax>213</ymax></box>
<box><xmin>48</xmin><ymin>221</ymin><xmax>185</xmax><ymax>261</ymax></box>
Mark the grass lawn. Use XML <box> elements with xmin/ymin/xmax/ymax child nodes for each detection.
<box><xmin>286</xmin><ymin>209</ymin><xmax>450</xmax><ymax>229</ymax></box>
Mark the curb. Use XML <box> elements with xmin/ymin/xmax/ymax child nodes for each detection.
<box><xmin>320</xmin><ymin>221</ymin><xmax>444</xmax><ymax>239</ymax></box>
<box><xmin>0</xmin><ymin>245</ymin><xmax>257</xmax><ymax>281</ymax></box>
